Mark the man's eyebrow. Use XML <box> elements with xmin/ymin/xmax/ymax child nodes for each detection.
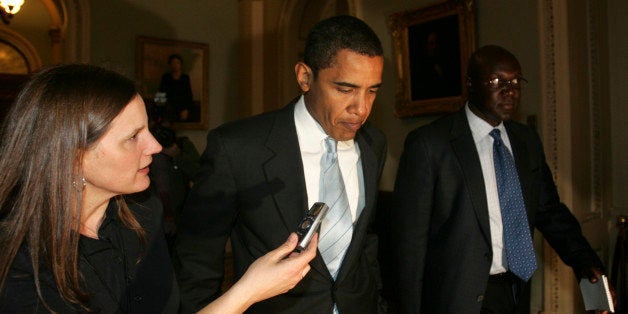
<box><xmin>333</xmin><ymin>81</ymin><xmax>382</xmax><ymax>89</ymax></box>
<box><xmin>334</xmin><ymin>81</ymin><xmax>358</xmax><ymax>88</ymax></box>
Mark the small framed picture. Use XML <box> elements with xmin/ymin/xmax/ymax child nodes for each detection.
<box><xmin>136</xmin><ymin>36</ymin><xmax>209</xmax><ymax>129</ymax></box>
<box><xmin>389</xmin><ymin>0</ymin><xmax>476</xmax><ymax>118</ymax></box>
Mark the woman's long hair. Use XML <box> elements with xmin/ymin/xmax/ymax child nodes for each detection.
<box><xmin>0</xmin><ymin>64</ymin><xmax>145</xmax><ymax>310</ymax></box>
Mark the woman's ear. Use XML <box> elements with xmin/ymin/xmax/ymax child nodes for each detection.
<box><xmin>295</xmin><ymin>62</ymin><xmax>312</xmax><ymax>93</ymax></box>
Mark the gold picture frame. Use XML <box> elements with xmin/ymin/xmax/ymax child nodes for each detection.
<box><xmin>136</xmin><ymin>36</ymin><xmax>209</xmax><ymax>129</ymax></box>
<box><xmin>388</xmin><ymin>0</ymin><xmax>476</xmax><ymax>118</ymax></box>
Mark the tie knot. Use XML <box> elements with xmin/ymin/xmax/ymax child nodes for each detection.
<box><xmin>489</xmin><ymin>129</ymin><xmax>502</xmax><ymax>145</ymax></box>
<box><xmin>325</xmin><ymin>137</ymin><xmax>337</xmax><ymax>154</ymax></box>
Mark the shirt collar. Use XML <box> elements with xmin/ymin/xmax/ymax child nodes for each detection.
<box><xmin>465</xmin><ymin>102</ymin><xmax>506</xmax><ymax>144</ymax></box>
<box><xmin>294</xmin><ymin>95</ymin><xmax>355</xmax><ymax>153</ymax></box>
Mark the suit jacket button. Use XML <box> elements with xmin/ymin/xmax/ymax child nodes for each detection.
<box><xmin>477</xmin><ymin>295</ymin><xmax>484</xmax><ymax>302</ymax></box>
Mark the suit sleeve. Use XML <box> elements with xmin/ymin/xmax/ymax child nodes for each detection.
<box><xmin>390</xmin><ymin>131</ymin><xmax>434</xmax><ymax>313</ymax></box>
<box><xmin>530</xmin><ymin>131</ymin><xmax>604</xmax><ymax>274</ymax></box>
<box><xmin>174</xmin><ymin>129</ymin><xmax>238</xmax><ymax>313</ymax></box>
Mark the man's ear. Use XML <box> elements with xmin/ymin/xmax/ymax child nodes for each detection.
<box><xmin>466</xmin><ymin>76</ymin><xmax>474</xmax><ymax>93</ymax></box>
<box><xmin>295</xmin><ymin>62</ymin><xmax>312</xmax><ymax>93</ymax></box>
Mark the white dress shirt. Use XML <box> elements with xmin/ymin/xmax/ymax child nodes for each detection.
<box><xmin>294</xmin><ymin>95</ymin><xmax>364</xmax><ymax>222</ymax></box>
<box><xmin>465</xmin><ymin>103</ymin><xmax>515</xmax><ymax>274</ymax></box>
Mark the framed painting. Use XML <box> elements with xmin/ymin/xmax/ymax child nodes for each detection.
<box><xmin>388</xmin><ymin>0</ymin><xmax>476</xmax><ymax>118</ymax></box>
<box><xmin>136</xmin><ymin>36</ymin><xmax>209</xmax><ymax>129</ymax></box>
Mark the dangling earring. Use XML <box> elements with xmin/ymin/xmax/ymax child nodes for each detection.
<box><xmin>73</xmin><ymin>177</ymin><xmax>86</xmax><ymax>191</ymax></box>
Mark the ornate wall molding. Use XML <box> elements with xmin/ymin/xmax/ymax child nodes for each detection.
<box><xmin>0</xmin><ymin>27</ymin><xmax>42</xmax><ymax>72</ymax></box>
<box><xmin>64</xmin><ymin>0</ymin><xmax>90</xmax><ymax>62</ymax></box>
<box><xmin>587</xmin><ymin>0</ymin><xmax>604</xmax><ymax>217</ymax></box>
<box><xmin>540</xmin><ymin>0</ymin><xmax>611</xmax><ymax>312</ymax></box>
<box><xmin>539</xmin><ymin>0</ymin><xmax>563</xmax><ymax>312</ymax></box>
<box><xmin>540</xmin><ymin>0</ymin><xmax>558</xmax><ymax>178</ymax></box>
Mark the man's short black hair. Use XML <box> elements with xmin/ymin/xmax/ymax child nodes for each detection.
<box><xmin>304</xmin><ymin>15</ymin><xmax>383</xmax><ymax>77</ymax></box>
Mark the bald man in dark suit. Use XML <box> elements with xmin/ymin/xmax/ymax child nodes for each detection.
<box><xmin>391</xmin><ymin>45</ymin><xmax>608</xmax><ymax>314</ymax></box>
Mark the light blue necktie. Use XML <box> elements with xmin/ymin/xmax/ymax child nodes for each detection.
<box><xmin>318</xmin><ymin>137</ymin><xmax>353</xmax><ymax>280</ymax></box>
<box><xmin>490</xmin><ymin>129</ymin><xmax>537</xmax><ymax>281</ymax></box>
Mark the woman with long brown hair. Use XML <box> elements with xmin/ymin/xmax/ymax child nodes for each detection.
<box><xmin>0</xmin><ymin>64</ymin><xmax>317</xmax><ymax>313</ymax></box>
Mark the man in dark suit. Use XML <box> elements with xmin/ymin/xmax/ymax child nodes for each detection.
<box><xmin>391</xmin><ymin>45</ymin><xmax>608</xmax><ymax>313</ymax></box>
<box><xmin>175</xmin><ymin>15</ymin><xmax>387</xmax><ymax>313</ymax></box>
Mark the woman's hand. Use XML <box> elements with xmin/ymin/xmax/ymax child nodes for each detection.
<box><xmin>198</xmin><ymin>232</ymin><xmax>318</xmax><ymax>314</ymax></box>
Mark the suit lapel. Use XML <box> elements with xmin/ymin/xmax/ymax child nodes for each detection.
<box><xmin>262</xmin><ymin>102</ymin><xmax>331</xmax><ymax>278</ymax></box>
<box><xmin>450</xmin><ymin>111</ymin><xmax>492</xmax><ymax>245</ymax></box>
<box><xmin>334</xmin><ymin>127</ymin><xmax>379</xmax><ymax>282</ymax></box>
<box><xmin>355</xmin><ymin>128</ymin><xmax>379</xmax><ymax>220</ymax></box>
<box><xmin>263</xmin><ymin>103</ymin><xmax>308</xmax><ymax>234</ymax></box>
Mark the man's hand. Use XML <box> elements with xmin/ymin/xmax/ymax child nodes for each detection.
<box><xmin>581</xmin><ymin>267</ymin><xmax>616</xmax><ymax>314</ymax></box>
